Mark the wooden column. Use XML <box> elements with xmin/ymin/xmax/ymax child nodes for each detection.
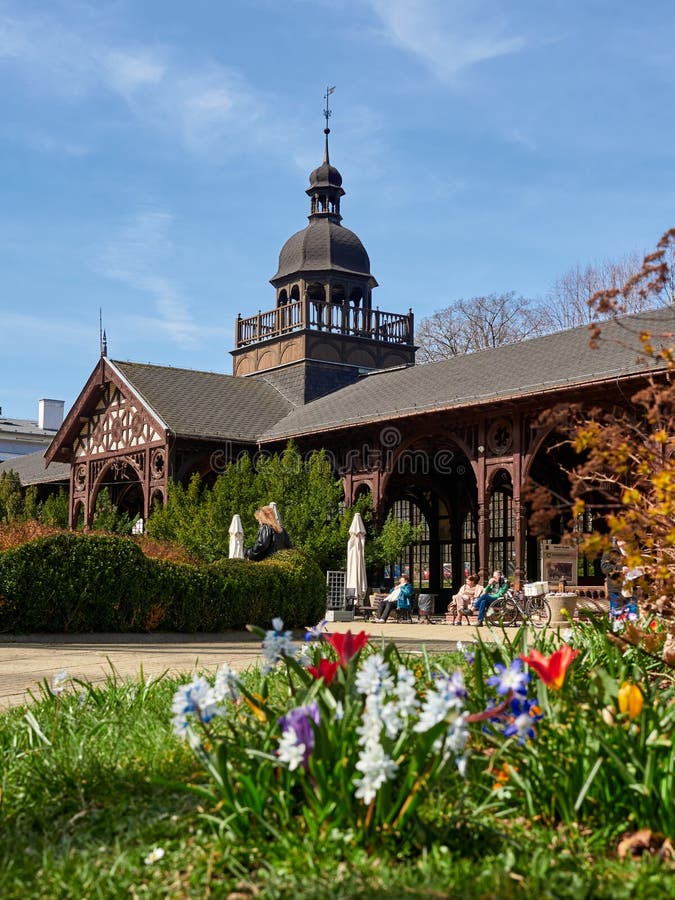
<box><xmin>476</xmin><ymin>425</ymin><xmax>489</xmax><ymax>582</ymax></box>
<box><xmin>512</xmin><ymin>415</ymin><xmax>525</xmax><ymax>587</ymax></box>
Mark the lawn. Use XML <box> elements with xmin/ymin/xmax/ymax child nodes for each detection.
<box><xmin>0</xmin><ymin>621</ymin><xmax>673</xmax><ymax>899</ymax></box>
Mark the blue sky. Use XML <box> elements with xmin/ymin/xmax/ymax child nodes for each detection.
<box><xmin>2</xmin><ymin>0</ymin><xmax>674</xmax><ymax>420</ymax></box>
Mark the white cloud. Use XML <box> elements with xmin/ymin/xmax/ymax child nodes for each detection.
<box><xmin>0</xmin><ymin>312</ymin><xmax>94</xmax><ymax>348</ymax></box>
<box><xmin>100</xmin><ymin>210</ymin><xmax>206</xmax><ymax>350</ymax></box>
<box><xmin>364</xmin><ymin>0</ymin><xmax>526</xmax><ymax>83</ymax></box>
<box><xmin>0</xmin><ymin>6</ymin><xmax>267</xmax><ymax>155</ymax></box>
<box><xmin>3</xmin><ymin>125</ymin><xmax>89</xmax><ymax>157</ymax></box>
<box><xmin>169</xmin><ymin>68</ymin><xmax>265</xmax><ymax>153</ymax></box>
<box><xmin>502</xmin><ymin>127</ymin><xmax>538</xmax><ymax>152</ymax></box>
<box><xmin>104</xmin><ymin>49</ymin><xmax>166</xmax><ymax>97</ymax></box>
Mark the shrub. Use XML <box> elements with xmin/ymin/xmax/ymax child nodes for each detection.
<box><xmin>133</xmin><ymin>535</ymin><xmax>199</xmax><ymax>565</ymax></box>
<box><xmin>0</xmin><ymin>521</ymin><xmax>64</xmax><ymax>552</ymax></box>
<box><xmin>0</xmin><ymin>534</ymin><xmax>325</xmax><ymax>633</ymax></box>
<box><xmin>0</xmin><ymin>533</ymin><xmax>153</xmax><ymax>632</ymax></box>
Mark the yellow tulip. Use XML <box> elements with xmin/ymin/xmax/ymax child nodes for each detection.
<box><xmin>618</xmin><ymin>682</ymin><xmax>644</xmax><ymax>719</ymax></box>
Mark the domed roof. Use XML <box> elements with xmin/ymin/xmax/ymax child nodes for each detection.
<box><xmin>272</xmin><ymin>219</ymin><xmax>373</xmax><ymax>283</ymax></box>
<box><xmin>309</xmin><ymin>161</ymin><xmax>343</xmax><ymax>189</ymax></box>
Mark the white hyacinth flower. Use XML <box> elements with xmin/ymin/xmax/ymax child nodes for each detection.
<box><xmin>262</xmin><ymin>619</ymin><xmax>295</xmax><ymax>673</ymax></box>
<box><xmin>354</xmin><ymin>741</ymin><xmax>398</xmax><ymax>805</ymax></box>
<box><xmin>379</xmin><ymin>700</ymin><xmax>404</xmax><ymax>740</ymax></box>
<box><xmin>171</xmin><ymin>676</ymin><xmax>222</xmax><ymax>737</ymax></box>
<box><xmin>213</xmin><ymin>663</ymin><xmax>241</xmax><ymax>703</ymax></box>
<box><xmin>356</xmin><ymin>694</ymin><xmax>384</xmax><ymax>746</ymax></box>
<box><xmin>277</xmin><ymin>728</ymin><xmax>306</xmax><ymax>772</ymax></box>
<box><xmin>355</xmin><ymin>654</ymin><xmax>393</xmax><ymax>697</ymax></box>
<box><xmin>294</xmin><ymin>644</ymin><xmax>312</xmax><ymax>668</ymax></box>
<box><xmin>393</xmin><ymin>665</ymin><xmax>419</xmax><ymax>718</ymax></box>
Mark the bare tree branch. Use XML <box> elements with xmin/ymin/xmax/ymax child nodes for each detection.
<box><xmin>416</xmin><ymin>292</ymin><xmax>547</xmax><ymax>363</ymax></box>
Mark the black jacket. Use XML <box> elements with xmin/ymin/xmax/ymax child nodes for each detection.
<box><xmin>245</xmin><ymin>525</ymin><xmax>291</xmax><ymax>561</ymax></box>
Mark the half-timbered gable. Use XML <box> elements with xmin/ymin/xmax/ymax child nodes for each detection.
<box><xmin>46</xmin><ymin>356</ymin><xmax>294</xmax><ymax>529</ymax></box>
<box><xmin>72</xmin><ymin>383</ymin><xmax>164</xmax><ymax>459</ymax></box>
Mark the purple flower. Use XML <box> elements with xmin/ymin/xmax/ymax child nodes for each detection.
<box><xmin>503</xmin><ymin>698</ymin><xmax>543</xmax><ymax>744</ymax></box>
<box><xmin>278</xmin><ymin>702</ymin><xmax>320</xmax><ymax>770</ymax></box>
<box><xmin>304</xmin><ymin>619</ymin><xmax>328</xmax><ymax>642</ymax></box>
<box><xmin>487</xmin><ymin>659</ymin><xmax>529</xmax><ymax>698</ymax></box>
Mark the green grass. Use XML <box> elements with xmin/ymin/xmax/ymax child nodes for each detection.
<box><xmin>0</xmin><ymin>665</ymin><xmax>672</xmax><ymax>899</ymax></box>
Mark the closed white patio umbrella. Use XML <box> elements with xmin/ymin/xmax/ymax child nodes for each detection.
<box><xmin>228</xmin><ymin>514</ymin><xmax>245</xmax><ymax>559</ymax></box>
<box><xmin>346</xmin><ymin>512</ymin><xmax>368</xmax><ymax>601</ymax></box>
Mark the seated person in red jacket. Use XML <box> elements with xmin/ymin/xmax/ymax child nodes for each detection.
<box><xmin>374</xmin><ymin>574</ymin><xmax>414</xmax><ymax>623</ymax></box>
<box><xmin>245</xmin><ymin>504</ymin><xmax>291</xmax><ymax>561</ymax></box>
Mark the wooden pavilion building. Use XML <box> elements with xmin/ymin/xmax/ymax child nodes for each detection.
<box><xmin>44</xmin><ymin>125</ymin><xmax>674</xmax><ymax>605</ymax></box>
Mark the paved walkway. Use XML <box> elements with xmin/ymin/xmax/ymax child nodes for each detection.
<box><xmin>0</xmin><ymin>620</ymin><xmax>486</xmax><ymax>710</ymax></box>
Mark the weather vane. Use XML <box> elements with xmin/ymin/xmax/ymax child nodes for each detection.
<box><xmin>323</xmin><ymin>85</ymin><xmax>336</xmax><ymax>132</ymax></box>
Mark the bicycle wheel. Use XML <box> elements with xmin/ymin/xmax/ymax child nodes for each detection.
<box><xmin>486</xmin><ymin>596</ymin><xmax>519</xmax><ymax>627</ymax></box>
<box><xmin>527</xmin><ymin>596</ymin><xmax>551</xmax><ymax>629</ymax></box>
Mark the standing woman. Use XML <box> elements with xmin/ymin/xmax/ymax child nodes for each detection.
<box><xmin>245</xmin><ymin>504</ymin><xmax>292</xmax><ymax>561</ymax></box>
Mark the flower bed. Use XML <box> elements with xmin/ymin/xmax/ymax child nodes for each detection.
<box><xmin>172</xmin><ymin>615</ymin><xmax>675</xmax><ymax>850</ymax></box>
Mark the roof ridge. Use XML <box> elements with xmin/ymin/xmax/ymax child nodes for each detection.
<box><xmin>112</xmin><ymin>359</ymin><xmax>234</xmax><ymax>379</ymax></box>
<box><xmin>258</xmin><ymin>375</ymin><xmax>301</xmax><ymax>409</ymax></box>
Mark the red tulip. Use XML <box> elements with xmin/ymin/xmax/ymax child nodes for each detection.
<box><xmin>307</xmin><ymin>658</ymin><xmax>340</xmax><ymax>685</ymax></box>
<box><xmin>519</xmin><ymin>646</ymin><xmax>580</xmax><ymax>690</ymax></box>
<box><xmin>326</xmin><ymin>631</ymin><xmax>369</xmax><ymax>666</ymax></box>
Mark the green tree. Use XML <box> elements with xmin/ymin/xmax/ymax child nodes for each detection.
<box><xmin>191</xmin><ymin>454</ymin><xmax>259</xmax><ymax>561</ymax></box>
<box><xmin>367</xmin><ymin>511</ymin><xmax>424</xmax><ymax>573</ymax></box>
<box><xmin>39</xmin><ymin>489</ymin><xmax>69</xmax><ymax>527</ymax></box>
<box><xmin>0</xmin><ymin>471</ymin><xmax>24</xmax><ymax>523</ymax></box>
<box><xmin>254</xmin><ymin>445</ymin><xmax>347</xmax><ymax>569</ymax></box>
<box><xmin>23</xmin><ymin>486</ymin><xmax>39</xmax><ymax>522</ymax></box>
<box><xmin>91</xmin><ymin>488</ymin><xmax>133</xmax><ymax>534</ymax></box>
<box><xmin>145</xmin><ymin>472</ymin><xmax>205</xmax><ymax>554</ymax></box>
<box><xmin>147</xmin><ymin>443</ymin><xmax>374</xmax><ymax>570</ymax></box>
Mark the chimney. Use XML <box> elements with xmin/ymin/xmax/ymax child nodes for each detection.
<box><xmin>38</xmin><ymin>399</ymin><xmax>65</xmax><ymax>431</ymax></box>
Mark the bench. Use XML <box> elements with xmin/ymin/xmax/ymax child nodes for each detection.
<box><xmin>357</xmin><ymin>593</ymin><xmax>388</xmax><ymax>621</ymax></box>
<box><xmin>356</xmin><ymin>604</ymin><xmax>377</xmax><ymax>621</ymax></box>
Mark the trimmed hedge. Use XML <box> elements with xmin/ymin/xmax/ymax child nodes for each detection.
<box><xmin>0</xmin><ymin>533</ymin><xmax>326</xmax><ymax>633</ymax></box>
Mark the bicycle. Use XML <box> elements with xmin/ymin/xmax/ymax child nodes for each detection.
<box><xmin>488</xmin><ymin>585</ymin><xmax>551</xmax><ymax>629</ymax></box>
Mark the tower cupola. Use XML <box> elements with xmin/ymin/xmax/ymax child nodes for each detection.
<box><xmin>231</xmin><ymin>88</ymin><xmax>416</xmax><ymax>397</ymax></box>
<box><xmin>307</xmin><ymin>127</ymin><xmax>344</xmax><ymax>223</ymax></box>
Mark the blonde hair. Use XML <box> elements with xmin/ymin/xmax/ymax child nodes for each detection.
<box><xmin>254</xmin><ymin>505</ymin><xmax>283</xmax><ymax>533</ymax></box>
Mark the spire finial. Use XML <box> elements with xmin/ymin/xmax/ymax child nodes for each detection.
<box><xmin>323</xmin><ymin>85</ymin><xmax>335</xmax><ymax>163</ymax></box>
<box><xmin>99</xmin><ymin>308</ymin><xmax>108</xmax><ymax>357</ymax></box>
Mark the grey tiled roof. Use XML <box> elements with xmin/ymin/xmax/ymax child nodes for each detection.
<box><xmin>0</xmin><ymin>451</ymin><xmax>70</xmax><ymax>486</ymax></box>
<box><xmin>0</xmin><ymin>417</ymin><xmax>57</xmax><ymax>438</ymax></box>
<box><xmin>272</xmin><ymin>219</ymin><xmax>372</xmax><ymax>281</ymax></box>
<box><xmin>111</xmin><ymin>361</ymin><xmax>293</xmax><ymax>442</ymax></box>
<box><xmin>260</xmin><ymin>306</ymin><xmax>675</xmax><ymax>441</ymax></box>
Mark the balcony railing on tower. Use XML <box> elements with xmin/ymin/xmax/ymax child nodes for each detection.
<box><xmin>235</xmin><ymin>299</ymin><xmax>414</xmax><ymax>348</ymax></box>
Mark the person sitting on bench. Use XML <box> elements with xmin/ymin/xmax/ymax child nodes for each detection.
<box><xmin>448</xmin><ymin>574</ymin><xmax>483</xmax><ymax>624</ymax></box>
<box><xmin>473</xmin><ymin>569</ymin><xmax>509</xmax><ymax>625</ymax></box>
<box><xmin>374</xmin><ymin>574</ymin><xmax>414</xmax><ymax>622</ymax></box>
